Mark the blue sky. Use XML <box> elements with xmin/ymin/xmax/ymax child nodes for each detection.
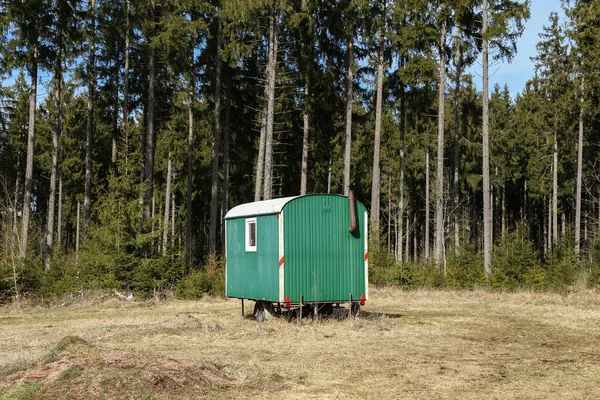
<box><xmin>468</xmin><ymin>0</ymin><xmax>565</xmax><ymax>96</ymax></box>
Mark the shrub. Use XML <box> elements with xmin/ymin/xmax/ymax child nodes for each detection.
<box><xmin>545</xmin><ymin>236</ymin><xmax>580</xmax><ymax>293</ymax></box>
<box><xmin>445</xmin><ymin>242</ymin><xmax>486</xmax><ymax>290</ymax></box>
<box><xmin>490</xmin><ymin>223</ymin><xmax>539</xmax><ymax>291</ymax></box>
<box><xmin>368</xmin><ymin>243</ymin><xmax>397</xmax><ymax>286</ymax></box>
<box><xmin>176</xmin><ymin>255</ymin><xmax>225</xmax><ymax>299</ymax></box>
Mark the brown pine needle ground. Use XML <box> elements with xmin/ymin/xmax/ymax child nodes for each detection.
<box><xmin>2</xmin><ymin>287</ymin><xmax>600</xmax><ymax>399</ymax></box>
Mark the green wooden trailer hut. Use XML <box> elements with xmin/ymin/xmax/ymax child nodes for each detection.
<box><xmin>224</xmin><ymin>193</ymin><xmax>369</xmax><ymax>320</ymax></box>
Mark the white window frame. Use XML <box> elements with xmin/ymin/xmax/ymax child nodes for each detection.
<box><xmin>245</xmin><ymin>218</ymin><xmax>257</xmax><ymax>252</ymax></box>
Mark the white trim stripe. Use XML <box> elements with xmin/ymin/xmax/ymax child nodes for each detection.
<box><xmin>278</xmin><ymin>211</ymin><xmax>285</xmax><ymax>303</ymax></box>
<box><xmin>365</xmin><ymin>211</ymin><xmax>369</xmax><ymax>300</ymax></box>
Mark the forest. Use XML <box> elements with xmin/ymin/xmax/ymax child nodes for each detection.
<box><xmin>1</xmin><ymin>0</ymin><xmax>599</xmax><ymax>301</ymax></box>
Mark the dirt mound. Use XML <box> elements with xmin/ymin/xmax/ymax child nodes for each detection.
<box><xmin>0</xmin><ymin>336</ymin><xmax>232</xmax><ymax>399</ymax></box>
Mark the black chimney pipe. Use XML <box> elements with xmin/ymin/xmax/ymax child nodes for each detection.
<box><xmin>348</xmin><ymin>190</ymin><xmax>357</xmax><ymax>233</ymax></box>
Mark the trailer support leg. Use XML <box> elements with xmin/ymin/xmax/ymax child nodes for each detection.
<box><xmin>299</xmin><ymin>294</ymin><xmax>303</xmax><ymax>327</ymax></box>
<box><xmin>241</xmin><ymin>299</ymin><xmax>244</xmax><ymax>318</ymax></box>
<box><xmin>349</xmin><ymin>294</ymin><xmax>353</xmax><ymax>319</ymax></box>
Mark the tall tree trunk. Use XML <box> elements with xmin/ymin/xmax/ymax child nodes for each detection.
<box><xmin>425</xmin><ymin>149</ymin><xmax>430</xmax><ymax>263</ymax></box>
<box><xmin>300</xmin><ymin>79</ymin><xmax>310</xmax><ymax>195</ymax></box>
<box><xmin>482</xmin><ymin>0</ymin><xmax>492</xmax><ymax>276</ymax></box>
<box><xmin>84</xmin><ymin>0</ymin><xmax>95</xmax><ymax>238</ymax></box>
<box><xmin>123</xmin><ymin>0</ymin><xmax>130</xmax><ymax>170</ymax></box>
<box><xmin>144</xmin><ymin>3</ymin><xmax>157</xmax><ymax>224</ymax></box>
<box><xmin>254</xmin><ymin>11</ymin><xmax>275</xmax><ymax>202</ymax></box>
<box><xmin>112</xmin><ymin>48</ymin><xmax>119</xmax><ymax>166</ymax></box>
<box><xmin>543</xmin><ymin>197</ymin><xmax>548</xmax><ymax>256</ymax></box>
<box><xmin>45</xmin><ymin>42</ymin><xmax>62</xmax><ymax>270</ymax></box>
<box><xmin>575</xmin><ymin>76</ymin><xmax>584</xmax><ymax>256</ymax></box>
<box><xmin>171</xmin><ymin>192</ymin><xmax>175</xmax><ymax>245</ymax></box>
<box><xmin>299</xmin><ymin>0</ymin><xmax>310</xmax><ymax>196</ymax></box>
<box><xmin>57</xmin><ymin>174</ymin><xmax>63</xmax><ymax>250</ymax></box>
<box><xmin>221</xmin><ymin>91</ymin><xmax>231</xmax><ymax>250</ymax></box>
<box><xmin>20</xmin><ymin>41</ymin><xmax>38</xmax><ymax>260</ymax></box>
<box><xmin>342</xmin><ymin>19</ymin><xmax>354</xmax><ymax>196</ymax></box>
<box><xmin>13</xmin><ymin>176</ymin><xmax>20</xmax><ymax>240</ymax></box>
<box><xmin>254</xmin><ymin>98</ymin><xmax>268</xmax><ymax>201</ymax></box>
<box><xmin>412</xmin><ymin>208</ymin><xmax>416</xmax><ymax>261</ymax></box>
<box><xmin>185</xmin><ymin>74</ymin><xmax>194</xmax><ymax>270</ymax></box>
<box><xmin>209</xmin><ymin>13</ymin><xmax>222</xmax><ymax>254</ymax></box>
<box><xmin>501</xmin><ymin>184</ymin><xmax>506</xmax><ymax>236</ymax></box>
<box><xmin>434</xmin><ymin>19</ymin><xmax>446</xmax><ymax>267</ymax></box>
<box><xmin>162</xmin><ymin>153</ymin><xmax>172</xmax><ymax>256</ymax></box>
<box><xmin>370</xmin><ymin>31</ymin><xmax>384</xmax><ymax>242</ymax></box>
<box><xmin>75</xmin><ymin>201</ymin><xmax>81</xmax><ymax>262</ymax></box>
<box><xmin>262</xmin><ymin>7</ymin><xmax>279</xmax><ymax>200</ymax></box>
<box><xmin>405</xmin><ymin>205</ymin><xmax>410</xmax><ymax>261</ymax></box>
<box><xmin>547</xmin><ymin>195</ymin><xmax>552</xmax><ymax>253</ymax></box>
<box><xmin>453</xmin><ymin>30</ymin><xmax>462</xmax><ymax>253</ymax></box>
<box><xmin>327</xmin><ymin>156</ymin><xmax>332</xmax><ymax>193</ymax></box>
<box><xmin>398</xmin><ymin>73</ymin><xmax>405</xmax><ymax>262</ymax></box>
<box><xmin>552</xmin><ymin>129</ymin><xmax>558</xmax><ymax>245</ymax></box>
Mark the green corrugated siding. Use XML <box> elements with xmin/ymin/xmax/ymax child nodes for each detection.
<box><xmin>283</xmin><ymin>195</ymin><xmax>367</xmax><ymax>302</ymax></box>
<box><xmin>226</xmin><ymin>215</ymin><xmax>279</xmax><ymax>301</ymax></box>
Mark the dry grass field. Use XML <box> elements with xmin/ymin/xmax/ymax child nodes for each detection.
<box><xmin>1</xmin><ymin>287</ymin><xmax>600</xmax><ymax>399</ymax></box>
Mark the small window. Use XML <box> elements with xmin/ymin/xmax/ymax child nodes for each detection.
<box><xmin>245</xmin><ymin>218</ymin><xmax>257</xmax><ymax>252</ymax></box>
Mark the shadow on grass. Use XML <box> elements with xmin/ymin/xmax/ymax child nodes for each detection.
<box><xmin>358</xmin><ymin>311</ymin><xmax>404</xmax><ymax>319</ymax></box>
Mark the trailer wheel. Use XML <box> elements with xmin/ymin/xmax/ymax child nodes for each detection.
<box><xmin>254</xmin><ymin>301</ymin><xmax>276</xmax><ymax>322</ymax></box>
<box><xmin>256</xmin><ymin>306</ymin><xmax>266</xmax><ymax>323</ymax></box>
<box><xmin>254</xmin><ymin>301</ymin><xmax>266</xmax><ymax>323</ymax></box>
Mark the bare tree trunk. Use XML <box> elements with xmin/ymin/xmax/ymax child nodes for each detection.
<box><xmin>162</xmin><ymin>153</ymin><xmax>172</xmax><ymax>256</ymax></box>
<box><xmin>57</xmin><ymin>174</ymin><xmax>63</xmax><ymax>250</ymax></box>
<box><xmin>425</xmin><ymin>149</ymin><xmax>430</xmax><ymax>263</ymax></box>
<box><xmin>254</xmin><ymin>99</ymin><xmax>267</xmax><ymax>201</ymax></box>
<box><xmin>45</xmin><ymin>42</ymin><xmax>62</xmax><ymax>270</ymax></box>
<box><xmin>548</xmin><ymin>195</ymin><xmax>552</xmax><ymax>252</ymax></box>
<box><xmin>75</xmin><ymin>201</ymin><xmax>81</xmax><ymax>262</ymax></box>
<box><xmin>482</xmin><ymin>0</ymin><xmax>492</xmax><ymax>276</ymax></box>
<box><xmin>552</xmin><ymin>130</ymin><xmax>558</xmax><ymax>245</ymax></box>
<box><xmin>412</xmin><ymin>209</ymin><xmax>417</xmax><ymax>261</ymax></box>
<box><xmin>262</xmin><ymin>7</ymin><xmax>279</xmax><ymax>200</ymax></box>
<box><xmin>543</xmin><ymin>198</ymin><xmax>548</xmax><ymax>256</ymax></box>
<box><xmin>434</xmin><ymin>19</ymin><xmax>447</xmax><ymax>267</ymax></box>
<box><xmin>254</xmin><ymin>8</ymin><xmax>276</xmax><ymax>202</ymax></box>
<box><xmin>398</xmin><ymin>70</ymin><xmax>405</xmax><ymax>262</ymax></box>
<box><xmin>575</xmin><ymin>76</ymin><xmax>584</xmax><ymax>256</ymax></box>
<box><xmin>171</xmin><ymin>192</ymin><xmax>175</xmax><ymax>244</ymax></box>
<box><xmin>123</xmin><ymin>0</ymin><xmax>130</xmax><ymax>170</ymax></box>
<box><xmin>405</xmin><ymin>206</ymin><xmax>410</xmax><ymax>262</ymax></box>
<box><xmin>20</xmin><ymin>41</ymin><xmax>38</xmax><ymax>260</ymax></box>
<box><xmin>84</xmin><ymin>0</ymin><xmax>95</xmax><ymax>238</ymax></box>
<box><xmin>144</xmin><ymin>4</ymin><xmax>157</xmax><ymax>224</ymax></box>
<box><xmin>370</xmin><ymin>31</ymin><xmax>384</xmax><ymax>242</ymax></box>
<box><xmin>221</xmin><ymin>92</ymin><xmax>231</xmax><ymax>250</ymax></box>
<box><xmin>152</xmin><ymin>195</ymin><xmax>156</xmax><ymax>233</ymax></box>
<box><xmin>501</xmin><ymin>184</ymin><xmax>506</xmax><ymax>236</ymax></box>
<box><xmin>453</xmin><ymin>30</ymin><xmax>462</xmax><ymax>254</ymax></box>
<box><xmin>112</xmin><ymin>50</ymin><xmax>119</xmax><ymax>166</ymax></box>
<box><xmin>209</xmin><ymin>14</ymin><xmax>223</xmax><ymax>254</ymax></box>
<box><xmin>185</xmin><ymin>71</ymin><xmax>194</xmax><ymax>269</ymax></box>
<box><xmin>387</xmin><ymin>177</ymin><xmax>391</xmax><ymax>250</ymax></box>
<box><xmin>327</xmin><ymin>157</ymin><xmax>332</xmax><ymax>194</ymax></box>
<box><xmin>523</xmin><ymin>180</ymin><xmax>527</xmax><ymax>221</ymax></box>
<box><xmin>342</xmin><ymin>20</ymin><xmax>354</xmax><ymax>196</ymax></box>
<box><xmin>300</xmin><ymin>79</ymin><xmax>309</xmax><ymax>195</ymax></box>
<box><xmin>13</xmin><ymin>176</ymin><xmax>20</xmax><ymax>239</ymax></box>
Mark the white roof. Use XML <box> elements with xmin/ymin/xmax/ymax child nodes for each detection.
<box><xmin>224</xmin><ymin>196</ymin><xmax>299</xmax><ymax>219</ymax></box>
